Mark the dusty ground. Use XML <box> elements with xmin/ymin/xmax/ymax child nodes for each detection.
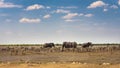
<box><xmin>0</xmin><ymin>63</ymin><xmax>120</xmax><ymax>68</ymax></box>
<box><xmin>0</xmin><ymin>46</ymin><xmax>120</xmax><ymax>68</ymax></box>
<box><xmin>0</xmin><ymin>51</ymin><xmax>120</xmax><ymax>64</ymax></box>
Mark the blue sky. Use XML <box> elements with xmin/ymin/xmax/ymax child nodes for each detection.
<box><xmin>0</xmin><ymin>0</ymin><xmax>120</xmax><ymax>44</ymax></box>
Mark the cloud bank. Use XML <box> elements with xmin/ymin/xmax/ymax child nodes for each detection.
<box><xmin>0</xmin><ymin>0</ymin><xmax>22</xmax><ymax>8</ymax></box>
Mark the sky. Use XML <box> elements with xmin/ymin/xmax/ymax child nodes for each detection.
<box><xmin>0</xmin><ymin>0</ymin><xmax>120</xmax><ymax>44</ymax></box>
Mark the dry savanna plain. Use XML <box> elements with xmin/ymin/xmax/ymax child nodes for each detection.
<box><xmin>0</xmin><ymin>44</ymin><xmax>120</xmax><ymax>68</ymax></box>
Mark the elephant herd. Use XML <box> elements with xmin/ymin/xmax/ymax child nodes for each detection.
<box><xmin>44</xmin><ymin>42</ymin><xmax>93</xmax><ymax>49</ymax></box>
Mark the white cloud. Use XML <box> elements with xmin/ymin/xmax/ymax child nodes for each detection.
<box><xmin>0</xmin><ymin>0</ymin><xmax>22</xmax><ymax>8</ymax></box>
<box><xmin>62</xmin><ymin>13</ymin><xmax>79</xmax><ymax>22</ymax></box>
<box><xmin>87</xmin><ymin>1</ymin><xmax>106</xmax><ymax>9</ymax></box>
<box><xmin>79</xmin><ymin>13</ymin><xmax>93</xmax><ymax>17</ymax></box>
<box><xmin>119</xmin><ymin>0</ymin><xmax>120</xmax><ymax>5</ymax></box>
<box><xmin>25</xmin><ymin>4</ymin><xmax>44</xmax><ymax>11</ymax></box>
<box><xmin>84</xmin><ymin>14</ymin><xmax>93</xmax><ymax>17</ymax></box>
<box><xmin>110</xmin><ymin>5</ymin><xmax>118</xmax><ymax>9</ymax></box>
<box><xmin>19</xmin><ymin>18</ymin><xmax>41</xmax><ymax>23</ymax></box>
<box><xmin>43</xmin><ymin>14</ymin><xmax>51</xmax><ymax>19</ymax></box>
<box><xmin>62</xmin><ymin>13</ymin><xmax>78</xmax><ymax>19</ymax></box>
<box><xmin>63</xmin><ymin>13</ymin><xmax>93</xmax><ymax>22</ymax></box>
<box><xmin>54</xmin><ymin>9</ymin><xmax>70</xmax><ymax>13</ymax></box>
<box><xmin>103</xmin><ymin>9</ymin><xmax>108</xmax><ymax>12</ymax></box>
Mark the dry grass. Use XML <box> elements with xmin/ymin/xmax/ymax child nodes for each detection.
<box><xmin>0</xmin><ymin>63</ymin><xmax>120</xmax><ymax>68</ymax></box>
<box><xmin>0</xmin><ymin>45</ymin><xmax>120</xmax><ymax>68</ymax></box>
